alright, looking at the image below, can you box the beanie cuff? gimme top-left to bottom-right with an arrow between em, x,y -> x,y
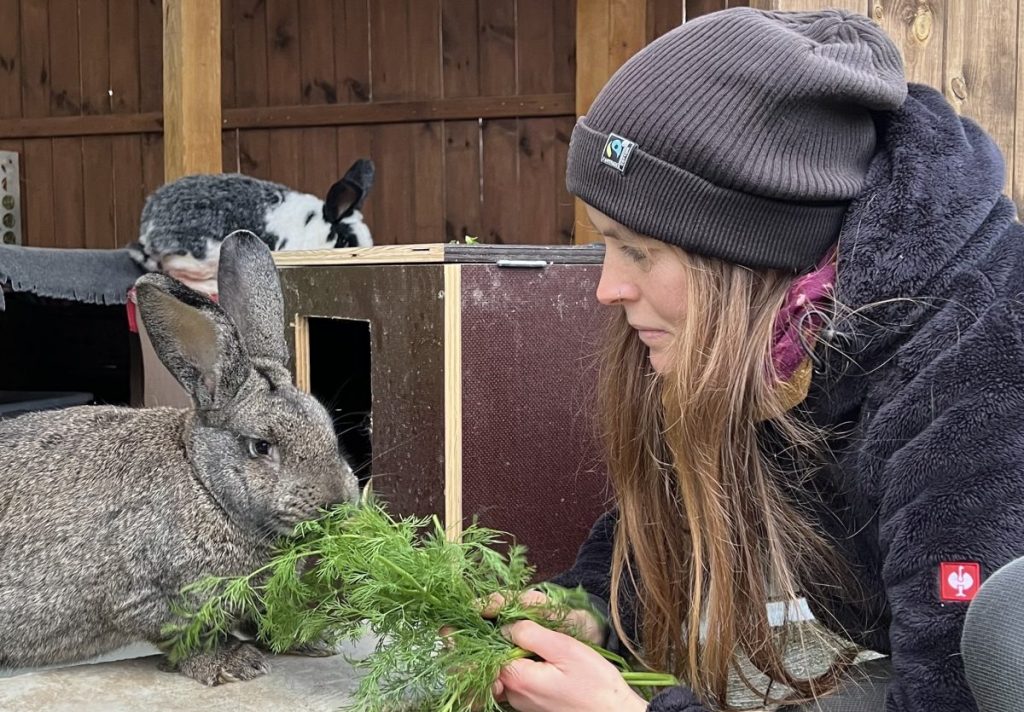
567,119 -> 847,271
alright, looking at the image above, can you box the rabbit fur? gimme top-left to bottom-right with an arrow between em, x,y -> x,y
0,233 -> 360,685
129,159 -> 375,296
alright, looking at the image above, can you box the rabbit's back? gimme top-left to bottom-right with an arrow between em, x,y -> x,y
138,174 -> 286,259
0,406 -> 268,667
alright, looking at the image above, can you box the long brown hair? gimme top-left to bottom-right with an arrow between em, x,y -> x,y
600,246 -> 854,708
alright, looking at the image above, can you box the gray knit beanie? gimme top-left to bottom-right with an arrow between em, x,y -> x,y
567,8 -> 908,271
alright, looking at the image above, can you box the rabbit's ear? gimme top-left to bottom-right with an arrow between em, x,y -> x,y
135,274 -> 250,410
216,232 -> 289,367
324,159 -> 374,220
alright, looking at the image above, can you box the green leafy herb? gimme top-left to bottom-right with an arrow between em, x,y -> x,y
163,502 -> 677,711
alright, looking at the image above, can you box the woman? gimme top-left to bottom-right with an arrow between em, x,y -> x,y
489,8 -> 1024,712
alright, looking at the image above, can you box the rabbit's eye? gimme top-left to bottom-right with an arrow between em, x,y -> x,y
247,438 -> 275,458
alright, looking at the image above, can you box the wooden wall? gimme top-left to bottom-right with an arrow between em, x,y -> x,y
3,1 -> 1015,250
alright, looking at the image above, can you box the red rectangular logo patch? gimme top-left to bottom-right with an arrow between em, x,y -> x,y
940,562 -> 981,602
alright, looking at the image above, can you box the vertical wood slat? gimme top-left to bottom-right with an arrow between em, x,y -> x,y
49,0 -> 84,248
164,0 -> 222,182
648,0 -> 684,41
479,0 -> 518,245
299,0 -> 340,197
265,0 -> 301,187
0,1 -> 21,119
750,0 -> 866,11
81,0 -> 116,248
234,0 -> 271,179
334,0 -> 371,103
1016,0 -> 1024,208
875,1 -> 943,91
110,0 -> 146,247
443,0 -> 481,244
574,0 -> 647,244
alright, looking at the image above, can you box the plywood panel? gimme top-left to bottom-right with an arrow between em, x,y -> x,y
278,263 -> 447,521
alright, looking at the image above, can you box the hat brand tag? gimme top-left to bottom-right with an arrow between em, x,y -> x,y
601,133 -> 636,173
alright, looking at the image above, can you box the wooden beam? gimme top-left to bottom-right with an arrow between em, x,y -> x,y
0,94 -> 574,140
163,0 -> 222,181
574,0 -> 648,244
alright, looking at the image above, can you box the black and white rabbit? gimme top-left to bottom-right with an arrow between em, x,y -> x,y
128,158 -> 374,295
0,233 -> 360,685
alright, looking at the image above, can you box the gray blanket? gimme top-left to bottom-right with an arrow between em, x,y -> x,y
0,245 -> 144,310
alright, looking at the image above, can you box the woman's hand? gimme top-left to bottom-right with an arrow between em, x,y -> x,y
495,620 -> 648,712
481,590 -> 606,645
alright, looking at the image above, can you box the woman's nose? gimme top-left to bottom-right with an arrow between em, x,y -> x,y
596,262 -> 639,305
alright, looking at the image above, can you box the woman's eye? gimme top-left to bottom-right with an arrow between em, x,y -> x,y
620,244 -> 647,262
246,438 -> 275,458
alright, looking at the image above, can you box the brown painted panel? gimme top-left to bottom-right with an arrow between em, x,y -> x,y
221,0 -> 237,109
279,263 -> 447,521
20,139 -> 55,247
443,0 -> 480,98
444,120 -> 482,243
460,263 -> 608,582
648,0 -> 683,39
138,0 -> 163,114
478,0 -> 515,97
481,118 -> 519,245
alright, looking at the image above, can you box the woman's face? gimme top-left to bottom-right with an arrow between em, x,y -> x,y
587,204 -> 686,374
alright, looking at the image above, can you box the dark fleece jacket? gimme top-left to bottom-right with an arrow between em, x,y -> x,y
552,83 -> 1024,712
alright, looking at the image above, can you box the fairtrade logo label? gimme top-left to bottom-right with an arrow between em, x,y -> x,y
600,133 -> 636,173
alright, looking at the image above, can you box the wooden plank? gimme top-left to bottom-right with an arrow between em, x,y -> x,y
82,138 -> 117,248
573,0 -> 647,244
0,0 -> 21,119
750,0 -> 865,11
442,0 -> 480,98
370,0 -> 412,101
410,0 -> 443,100
443,121 -> 481,242
334,0 -> 371,102
337,125 -> 376,228
51,137 -> 85,248
48,0 -> 82,116
368,123 -> 413,245
163,0 -> 222,181
139,0 -> 163,114
19,0 -> 49,118
554,116 -> 575,244
298,0 -> 339,195
688,0 -> 729,18
233,0 -> 270,177
946,0 -> 1017,195
266,0 -> 302,185
21,140 -> 55,248
222,128 -> 239,172
554,0 -> 577,93
413,121 -> 445,243
80,0 -> 111,115
1017,0 -> 1024,209
294,315 -> 310,391
221,0 -> 237,109
443,263 -> 463,539
0,94 -> 574,138
481,118 -> 520,244
874,1 -> 944,92
141,133 -> 165,195
478,0 -> 516,97
649,0 -> 683,40
517,0 -> 556,95
81,0 -> 116,248
110,0 -> 146,248
109,0 -> 142,113
609,0 -> 649,73
112,135 -> 146,247
518,117 -> 559,244
272,243 -> 445,267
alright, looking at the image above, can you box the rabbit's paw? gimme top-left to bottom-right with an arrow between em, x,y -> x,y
285,637 -> 344,657
176,642 -> 271,686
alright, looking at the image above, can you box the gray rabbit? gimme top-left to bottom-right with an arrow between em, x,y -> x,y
0,233 -> 359,685
129,159 -> 375,296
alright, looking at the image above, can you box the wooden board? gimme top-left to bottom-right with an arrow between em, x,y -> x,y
279,264 -> 447,521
